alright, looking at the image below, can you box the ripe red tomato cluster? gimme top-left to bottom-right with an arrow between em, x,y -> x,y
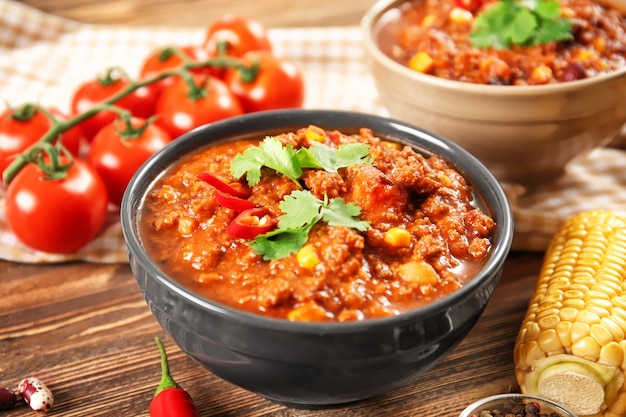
1,14 -> 305,254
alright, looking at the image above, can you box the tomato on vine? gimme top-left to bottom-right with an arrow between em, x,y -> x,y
4,147 -> 109,254
70,69 -> 159,141
154,73 -> 243,139
139,45 -> 222,95
88,117 -> 172,206
0,105 -> 82,177
224,50 -> 305,113
203,14 -> 272,58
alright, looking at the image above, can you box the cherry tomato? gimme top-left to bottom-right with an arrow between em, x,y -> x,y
70,74 -> 158,141
203,14 -> 272,58
224,51 -> 305,113
154,74 -> 243,139
88,117 -> 172,206
5,158 -> 109,254
0,106 -> 82,177
139,45 -> 222,94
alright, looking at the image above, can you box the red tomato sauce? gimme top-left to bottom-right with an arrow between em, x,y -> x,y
377,0 -> 626,85
138,126 -> 496,321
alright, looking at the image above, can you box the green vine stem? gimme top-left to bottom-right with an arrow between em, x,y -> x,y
1,49 -> 259,186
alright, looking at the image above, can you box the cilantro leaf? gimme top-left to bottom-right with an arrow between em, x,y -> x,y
228,135 -> 373,260
321,198 -> 370,231
470,2 -> 514,49
251,190 -> 370,260
232,136 -> 373,186
469,0 -> 573,49
230,137 -> 302,186
508,8 -> 537,45
295,147 -> 324,170
534,18 -> 573,44
251,227 -> 312,261
278,190 -> 323,229
534,0 -> 560,19
306,142 -> 372,173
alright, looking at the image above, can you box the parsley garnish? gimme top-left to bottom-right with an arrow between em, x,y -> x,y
230,136 -> 372,186
228,136 -> 373,260
252,190 -> 370,260
469,0 -> 573,49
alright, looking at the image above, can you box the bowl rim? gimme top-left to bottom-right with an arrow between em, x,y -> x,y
361,0 -> 626,96
121,109 -> 514,333
459,393 -> 579,417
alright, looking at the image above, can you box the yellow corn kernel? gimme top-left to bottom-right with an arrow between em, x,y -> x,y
561,6 -> 575,18
297,244 -> 320,269
384,227 -> 411,247
408,51 -> 434,74
438,173 -> 452,187
578,49 -> 598,62
305,125 -> 326,143
514,210 -> 626,417
449,7 -> 473,23
530,64 -> 553,85
381,140 -> 403,151
420,13 -> 436,27
594,37 -> 607,54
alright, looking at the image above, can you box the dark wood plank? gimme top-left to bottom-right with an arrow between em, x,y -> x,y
0,252 -> 544,416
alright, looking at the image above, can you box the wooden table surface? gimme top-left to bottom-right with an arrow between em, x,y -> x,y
1,1 -> 548,416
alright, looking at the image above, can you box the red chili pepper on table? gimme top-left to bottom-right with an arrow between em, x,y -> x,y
227,207 -> 277,239
149,337 -> 200,417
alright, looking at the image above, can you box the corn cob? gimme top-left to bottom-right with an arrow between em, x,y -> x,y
514,209 -> 626,417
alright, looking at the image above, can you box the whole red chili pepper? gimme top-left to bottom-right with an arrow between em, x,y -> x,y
149,337 -> 200,417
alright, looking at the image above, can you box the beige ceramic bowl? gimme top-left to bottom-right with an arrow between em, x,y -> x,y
361,0 -> 626,186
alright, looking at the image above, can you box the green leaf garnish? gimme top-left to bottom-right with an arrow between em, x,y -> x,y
250,227 -> 312,261
252,191 -> 370,260
229,135 -> 372,260
230,136 -> 372,186
278,190 -> 324,229
230,136 -> 302,186
322,198 -> 370,231
303,142 -> 372,173
469,0 -> 573,49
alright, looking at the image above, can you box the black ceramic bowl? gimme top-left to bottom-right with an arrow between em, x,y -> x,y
121,109 -> 514,408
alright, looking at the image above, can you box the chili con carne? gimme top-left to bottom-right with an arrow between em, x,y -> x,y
140,126 -> 496,321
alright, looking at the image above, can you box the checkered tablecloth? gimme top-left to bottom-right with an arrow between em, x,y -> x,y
1,0 -> 625,263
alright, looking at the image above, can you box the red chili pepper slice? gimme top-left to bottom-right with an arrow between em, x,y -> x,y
215,190 -> 256,211
197,171 -> 250,198
227,207 -> 277,240
454,0 -> 482,12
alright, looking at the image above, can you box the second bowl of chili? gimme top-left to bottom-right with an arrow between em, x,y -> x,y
361,0 -> 626,186
121,109 -> 514,407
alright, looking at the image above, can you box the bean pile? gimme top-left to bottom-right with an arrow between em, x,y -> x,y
471,401 -> 562,417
